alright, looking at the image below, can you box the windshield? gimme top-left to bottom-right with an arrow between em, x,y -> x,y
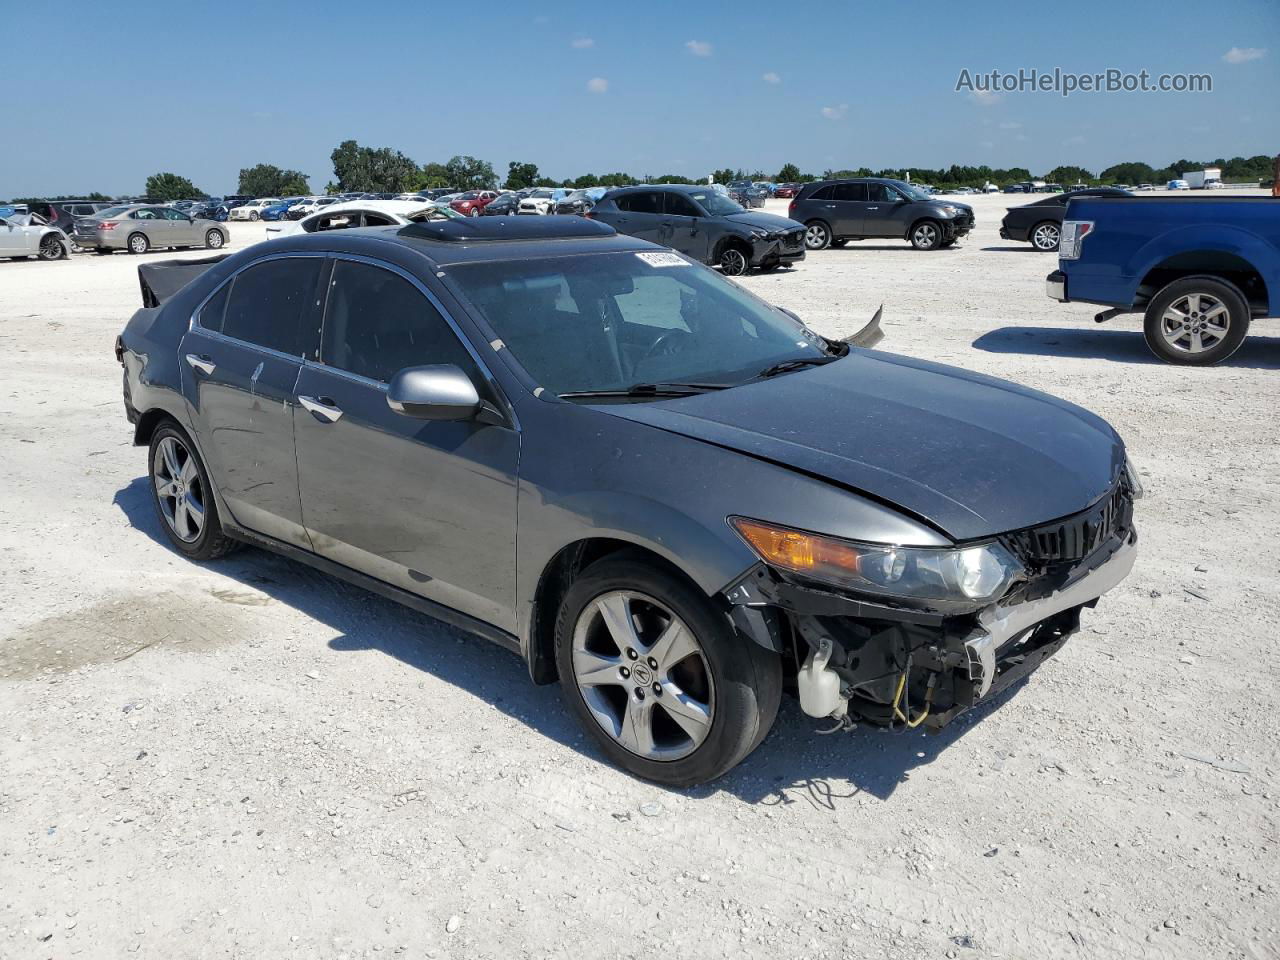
688,191 -> 744,216
889,180 -> 932,201
446,252 -> 829,397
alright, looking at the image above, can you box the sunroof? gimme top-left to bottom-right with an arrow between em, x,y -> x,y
398,217 -> 616,243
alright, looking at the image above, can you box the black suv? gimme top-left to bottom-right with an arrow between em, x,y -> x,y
589,184 -> 805,275
789,178 -> 974,251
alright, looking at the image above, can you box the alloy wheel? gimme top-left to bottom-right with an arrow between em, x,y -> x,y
571,590 -> 715,761
804,223 -> 829,250
129,233 -> 148,254
719,248 -> 749,276
912,223 -> 939,248
39,236 -> 62,260
1032,223 -> 1060,250
1160,292 -> 1230,355
206,230 -> 224,249
152,436 -> 206,542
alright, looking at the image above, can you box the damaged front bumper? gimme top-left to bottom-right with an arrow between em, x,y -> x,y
725,529 -> 1136,732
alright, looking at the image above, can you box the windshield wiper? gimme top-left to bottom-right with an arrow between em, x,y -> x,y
754,356 -> 841,379
559,381 -> 729,400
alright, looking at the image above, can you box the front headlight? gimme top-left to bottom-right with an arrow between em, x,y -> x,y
939,204 -> 959,216
1124,455 -> 1145,499
749,228 -> 769,240
730,517 -> 1023,604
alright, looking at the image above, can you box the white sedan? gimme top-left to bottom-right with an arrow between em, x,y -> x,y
291,196 -> 343,217
263,199 -> 462,240
0,212 -> 70,260
228,199 -> 280,221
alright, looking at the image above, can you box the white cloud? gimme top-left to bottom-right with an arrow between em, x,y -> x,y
762,71 -> 781,85
1223,46 -> 1266,64
571,37 -> 594,48
820,104 -> 848,120
586,77 -> 608,94
685,40 -> 713,57
969,89 -> 1001,106
998,120 -> 1022,130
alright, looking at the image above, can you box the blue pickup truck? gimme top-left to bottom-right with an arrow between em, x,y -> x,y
1046,196 -> 1279,364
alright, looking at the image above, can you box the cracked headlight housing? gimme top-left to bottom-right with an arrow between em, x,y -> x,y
731,517 -> 1024,603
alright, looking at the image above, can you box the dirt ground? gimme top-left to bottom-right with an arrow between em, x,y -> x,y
1,191 -> 1278,960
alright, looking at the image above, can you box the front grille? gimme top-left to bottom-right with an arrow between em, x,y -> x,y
1005,481 -> 1134,564
782,229 -> 804,251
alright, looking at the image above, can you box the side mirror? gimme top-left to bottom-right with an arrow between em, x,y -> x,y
387,364 -> 487,421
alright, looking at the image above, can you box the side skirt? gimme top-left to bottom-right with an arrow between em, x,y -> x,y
222,521 -> 523,656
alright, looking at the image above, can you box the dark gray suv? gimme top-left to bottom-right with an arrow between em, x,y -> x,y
589,184 -> 805,275
118,216 -> 1138,786
790,178 -> 975,250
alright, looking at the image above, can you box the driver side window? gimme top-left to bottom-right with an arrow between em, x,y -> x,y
664,193 -> 701,218
163,208 -> 190,221
866,183 -> 899,203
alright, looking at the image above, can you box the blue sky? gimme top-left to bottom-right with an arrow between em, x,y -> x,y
3,0 -> 1276,196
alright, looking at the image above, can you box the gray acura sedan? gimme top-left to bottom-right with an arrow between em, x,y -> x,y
117,216 -> 1138,785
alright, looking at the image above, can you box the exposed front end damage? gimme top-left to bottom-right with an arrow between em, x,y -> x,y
724,480 -> 1138,732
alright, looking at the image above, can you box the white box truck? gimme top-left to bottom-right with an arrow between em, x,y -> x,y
1182,167 -> 1223,189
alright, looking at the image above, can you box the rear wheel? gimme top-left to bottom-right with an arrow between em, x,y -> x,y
555,556 -> 781,786
127,232 -> 149,255
909,220 -> 942,250
804,220 -> 831,250
1030,221 -> 1061,251
1142,277 -> 1250,365
148,422 -> 239,561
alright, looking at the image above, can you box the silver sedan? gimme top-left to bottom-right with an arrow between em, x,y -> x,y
0,212 -> 70,260
73,204 -> 229,255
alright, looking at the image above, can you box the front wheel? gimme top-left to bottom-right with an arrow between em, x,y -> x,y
804,220 -> 831,250
1030,221 -> 1060,251
909,220 -> 942,250
1142,277 -> 1250,365
555,556 -> 781,786
249,211 -> 260,221
38,235 -> 64,260
718,245 -> 750,277
127,232 -> 149,254
205,229 -> 224,249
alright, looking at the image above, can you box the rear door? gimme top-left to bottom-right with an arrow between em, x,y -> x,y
829,182 -> 868,236
293,257 -> 519,629
613,192 -> 665,243
661,191 -> 710,261
179,253 -> 326,547
132,207 -> 166,246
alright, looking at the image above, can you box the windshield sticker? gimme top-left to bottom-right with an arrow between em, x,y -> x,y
636,252 -> 689,268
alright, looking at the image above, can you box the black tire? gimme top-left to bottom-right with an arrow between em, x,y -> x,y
38,235 -> 64,260
1142,276 -> 1250,366
249,211 -> 260,221
909,219 -> 942,250
717,244 -> 750,277
830,239 -> 849,248
804,220 -> 831,250
1029,221 -> 1060,252
148,421 -> 240,561
205,229 -> 224,250
554,555 -> 782,786
127,232 -> 149,255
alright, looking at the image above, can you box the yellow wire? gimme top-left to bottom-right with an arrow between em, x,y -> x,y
891,668 -> 932,728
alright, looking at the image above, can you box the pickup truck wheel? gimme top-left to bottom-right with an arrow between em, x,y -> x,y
804,221 -> 831,250
1143,278 -> 1250,365
910,220 -> 942,250
555,556 -> 781,786
1030,221 -> 1061,251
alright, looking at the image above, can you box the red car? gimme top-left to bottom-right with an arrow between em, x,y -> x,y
449,190 -> 498,217
773,183 -> 799,199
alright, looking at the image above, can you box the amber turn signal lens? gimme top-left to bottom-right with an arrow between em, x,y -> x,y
730,518 -> 863,577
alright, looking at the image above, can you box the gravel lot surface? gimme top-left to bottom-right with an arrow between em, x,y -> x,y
2,191 -> 1277,960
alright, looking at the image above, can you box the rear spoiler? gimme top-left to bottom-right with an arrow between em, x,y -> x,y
138,255 -> 228,307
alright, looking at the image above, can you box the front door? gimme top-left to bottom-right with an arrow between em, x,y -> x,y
0,217 -> 32,255
293,257 -> 519,630
865,182 -> 908,238
179,253 -> 326,548
163,208 -> 198,245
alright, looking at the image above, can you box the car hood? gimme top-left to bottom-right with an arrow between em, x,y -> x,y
599,352 -> 1124,540
723,211 -> 803,232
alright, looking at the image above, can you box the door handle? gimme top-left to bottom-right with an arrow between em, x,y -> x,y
298,395 -> 343,423
185,353 -> 216,376
866,206 -> 879,210
825,204 -> 836,208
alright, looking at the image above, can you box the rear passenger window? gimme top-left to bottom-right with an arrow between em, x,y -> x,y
809,184 -> 835,201
221,257 -> 323,357
321,260 -> 475,383
833,183 -> 868,202
198,282 -> 231,333
617,193 -> 663,214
